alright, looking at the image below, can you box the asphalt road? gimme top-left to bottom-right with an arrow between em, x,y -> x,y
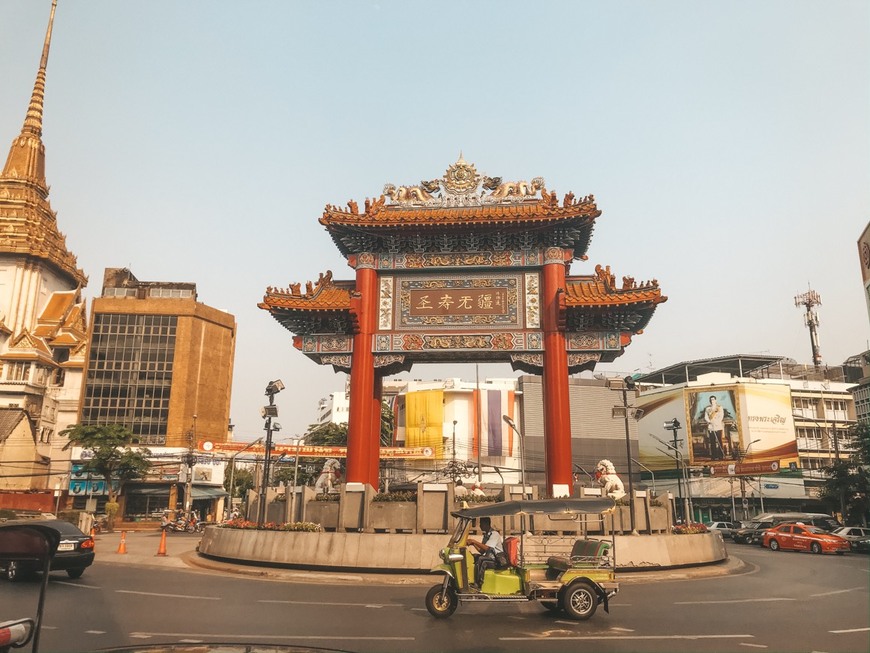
1,533 -> 867,653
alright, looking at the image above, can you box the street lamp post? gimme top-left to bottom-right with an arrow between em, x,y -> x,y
502,415 -> 527,498
738,438 -> 761,521
257,380 -> 284,527
608,377 -> 641,534
289,435 -> 309,523
227,437 -> 264,519
662,419 -> 684,521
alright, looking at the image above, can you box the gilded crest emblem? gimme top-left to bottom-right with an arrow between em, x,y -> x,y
442,154 -> 480,194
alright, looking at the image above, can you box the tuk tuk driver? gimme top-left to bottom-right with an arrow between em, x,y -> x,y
466,517 -> 504,588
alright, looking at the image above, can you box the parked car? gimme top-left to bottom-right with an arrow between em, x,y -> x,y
732,520 -> 774,545
832,526 -> 870,553
0,519 -> 94,581
762,523 -> 850,554
703,521 -> 737,539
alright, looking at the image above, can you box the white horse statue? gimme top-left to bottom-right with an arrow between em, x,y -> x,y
595,459 -> 626,500
314,458 -> 341,494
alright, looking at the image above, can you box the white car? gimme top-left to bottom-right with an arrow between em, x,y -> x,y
704,521 -> 737,539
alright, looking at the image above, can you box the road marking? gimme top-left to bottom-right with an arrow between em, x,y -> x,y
116,590 -> 220,600
129,633 -> 413,641
674,598 -> 794,604
83,630 -> 106,634
830,627 -> 870,634
738,643 -> 768,648
501,634 -> 754,641
811,587 -> 865,597
258,599 -> 402,608
54,581 -> 100,589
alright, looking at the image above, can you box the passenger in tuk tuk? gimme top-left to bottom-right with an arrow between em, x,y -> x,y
466,517 -> 504,587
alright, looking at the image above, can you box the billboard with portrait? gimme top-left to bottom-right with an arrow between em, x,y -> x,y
638,381 -> 799,476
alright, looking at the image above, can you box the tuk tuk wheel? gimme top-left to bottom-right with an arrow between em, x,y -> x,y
541,600 -> 561,613
425,584 -> 458,618
563,581 -> 598,621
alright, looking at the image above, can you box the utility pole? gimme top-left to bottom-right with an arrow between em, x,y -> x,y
257,380 -> 284,527
183,415 -> 197,518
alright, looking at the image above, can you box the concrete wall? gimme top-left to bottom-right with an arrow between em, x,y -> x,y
198,527 -> 727,573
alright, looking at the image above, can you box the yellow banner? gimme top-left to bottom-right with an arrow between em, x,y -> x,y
405,389 -> 444,459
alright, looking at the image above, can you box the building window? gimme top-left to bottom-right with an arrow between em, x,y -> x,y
7,361 -> 29,381
81,313 -> 176,444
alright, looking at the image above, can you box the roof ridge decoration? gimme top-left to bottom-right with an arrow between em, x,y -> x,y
268,270 -> 336,299
376,154 -> 560,209
593,264 -> 660,291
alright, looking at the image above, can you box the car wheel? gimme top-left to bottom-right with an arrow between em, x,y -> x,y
66,568 -> 85,579
563,581 -> 598,621
5,561 -> 27,582
425,584 -> 458,618
811,542 -> 821,554
769,540 -> 780,551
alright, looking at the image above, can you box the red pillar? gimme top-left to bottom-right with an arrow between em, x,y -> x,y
346,255 -> 378,487
542,247 -> 573,497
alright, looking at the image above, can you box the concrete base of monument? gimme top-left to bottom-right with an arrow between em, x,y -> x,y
197,527 -> 727,573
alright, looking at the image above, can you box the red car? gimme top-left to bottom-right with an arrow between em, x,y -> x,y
762,522 -> 850,555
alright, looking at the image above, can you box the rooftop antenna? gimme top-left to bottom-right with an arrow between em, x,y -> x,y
794,286 -> 822,369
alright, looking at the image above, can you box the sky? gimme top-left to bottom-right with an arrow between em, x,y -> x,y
1,1 -> 868,441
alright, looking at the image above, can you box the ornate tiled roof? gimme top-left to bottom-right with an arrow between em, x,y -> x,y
0,0 -> 87,287
319,156 -> 601,258
258,270 -> 356,335
564,264 -> 667,333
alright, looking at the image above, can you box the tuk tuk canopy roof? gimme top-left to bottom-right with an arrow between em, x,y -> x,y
451,497 -> 616,520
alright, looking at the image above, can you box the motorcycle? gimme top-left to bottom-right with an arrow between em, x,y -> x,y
161,514 -> 203,533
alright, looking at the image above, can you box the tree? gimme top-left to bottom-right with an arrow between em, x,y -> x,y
819,422 -> 870,526
380,399 -> 395,447
224,464 -> 254,504
61,424 -> 151,531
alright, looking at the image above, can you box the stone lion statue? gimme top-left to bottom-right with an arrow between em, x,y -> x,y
314,458 -> 342,494
595,459 -> 625,500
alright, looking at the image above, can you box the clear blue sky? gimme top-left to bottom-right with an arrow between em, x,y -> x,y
2,1 -> 868,440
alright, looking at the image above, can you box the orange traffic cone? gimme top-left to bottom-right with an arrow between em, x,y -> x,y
116,531 -> 127,554
90,527 -> 96,551
156,529 -> 168,557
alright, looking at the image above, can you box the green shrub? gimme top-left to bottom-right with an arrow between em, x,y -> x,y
372,491 -> 416,502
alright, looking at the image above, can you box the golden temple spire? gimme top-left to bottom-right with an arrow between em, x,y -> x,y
0,0 -> 86,287
2,0 -> 57,187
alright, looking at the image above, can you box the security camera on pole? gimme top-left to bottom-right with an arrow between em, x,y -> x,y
258,380 -> 284,527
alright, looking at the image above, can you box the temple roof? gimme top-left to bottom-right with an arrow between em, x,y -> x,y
258,271 -> 356,335
260,264 -> 667,338
0,0 -> 87,287
564,264 -> 667,333
319,156 -> 601,259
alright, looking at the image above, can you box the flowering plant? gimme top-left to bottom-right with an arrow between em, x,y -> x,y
219,519 -> 322,532
672,522 -> 709,534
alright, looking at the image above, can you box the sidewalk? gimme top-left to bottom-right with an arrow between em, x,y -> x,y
93,530 -> 749,585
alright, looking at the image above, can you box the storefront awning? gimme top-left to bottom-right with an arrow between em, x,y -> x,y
191,486 -> 229,499
125,485 -> 170,497
124,484 -> 227,499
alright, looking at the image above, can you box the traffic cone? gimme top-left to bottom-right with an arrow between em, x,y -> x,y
116,531 -> 127,554
156,529 -> 168,557
90,527 -> 96,551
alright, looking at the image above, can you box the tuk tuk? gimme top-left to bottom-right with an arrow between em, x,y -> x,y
425,497 -> 620,621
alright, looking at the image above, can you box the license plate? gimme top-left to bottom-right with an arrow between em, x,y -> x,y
57,542 -> 75,551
